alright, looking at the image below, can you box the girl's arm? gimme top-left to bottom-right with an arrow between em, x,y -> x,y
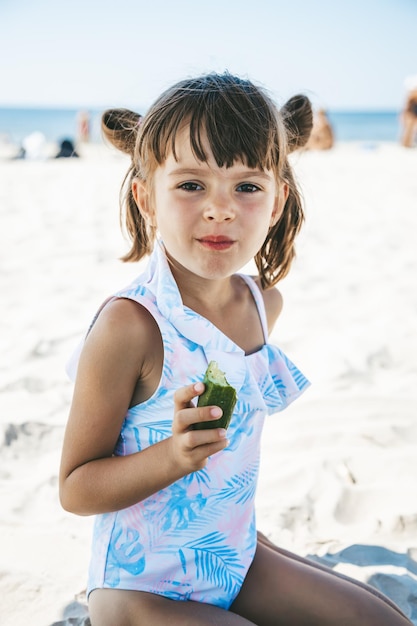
59,298 -> 228,516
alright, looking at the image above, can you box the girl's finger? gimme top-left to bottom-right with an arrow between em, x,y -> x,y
174,382 -> 204,409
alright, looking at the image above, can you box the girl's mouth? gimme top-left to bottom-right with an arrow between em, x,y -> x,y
198,236 -> 234,251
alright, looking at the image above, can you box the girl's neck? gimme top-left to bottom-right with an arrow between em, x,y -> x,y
183,274 -> 265,354
178,271 -> 237,315
166,253 -> 265,354
165,251 -> 236,312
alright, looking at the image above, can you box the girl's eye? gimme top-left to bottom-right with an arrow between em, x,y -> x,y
237,183 -> 260,193
179,182 -> 203,191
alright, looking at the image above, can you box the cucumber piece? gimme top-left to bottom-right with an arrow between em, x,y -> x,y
193,361 -> 237,430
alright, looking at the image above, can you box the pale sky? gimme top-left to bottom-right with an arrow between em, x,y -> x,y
1,0 -> 416,111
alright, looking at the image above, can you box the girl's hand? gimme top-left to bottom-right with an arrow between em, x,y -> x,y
170,382 -> 229,473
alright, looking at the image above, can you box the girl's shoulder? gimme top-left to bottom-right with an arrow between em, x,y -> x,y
84,297 -> 162,371
89,296 -> 161,347
82,297 -> 164,406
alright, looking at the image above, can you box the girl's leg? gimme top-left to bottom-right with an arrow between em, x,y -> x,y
89,588 -> 257,626
256,531 -> 409,619
230,541 -> 412,626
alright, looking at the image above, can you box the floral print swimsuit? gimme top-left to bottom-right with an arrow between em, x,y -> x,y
70,242 -> 309,609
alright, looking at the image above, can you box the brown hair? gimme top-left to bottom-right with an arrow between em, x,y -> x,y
102,72 -> 313,288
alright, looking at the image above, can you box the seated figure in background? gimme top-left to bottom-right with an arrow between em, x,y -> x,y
55,139 -> 79,158
400,83 -> 417,148
306,108 -> 334,150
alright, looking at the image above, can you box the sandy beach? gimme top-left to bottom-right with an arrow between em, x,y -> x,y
1,139 -> 416,625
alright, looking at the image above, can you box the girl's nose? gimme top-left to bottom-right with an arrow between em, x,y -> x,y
203,191 -> 235,222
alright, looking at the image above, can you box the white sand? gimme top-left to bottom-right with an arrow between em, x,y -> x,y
1,140 -> 416,625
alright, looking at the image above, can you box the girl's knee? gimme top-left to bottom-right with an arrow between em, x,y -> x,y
232,543 -> 412,626
88,589 -> 133,626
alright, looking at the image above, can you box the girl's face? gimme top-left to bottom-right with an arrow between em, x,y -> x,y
134,126 -> 288,285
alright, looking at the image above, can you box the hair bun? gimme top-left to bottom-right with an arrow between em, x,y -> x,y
101,108 -> 142,156
281,95 -> 313,152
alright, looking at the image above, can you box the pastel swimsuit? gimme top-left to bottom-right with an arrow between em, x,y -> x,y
69,243 -> 309,609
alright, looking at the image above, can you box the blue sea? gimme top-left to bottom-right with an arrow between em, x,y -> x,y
0,106 -> 403,145
0,107 -> 107,145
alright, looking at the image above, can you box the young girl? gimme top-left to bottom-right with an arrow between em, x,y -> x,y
60,73 -> 412,625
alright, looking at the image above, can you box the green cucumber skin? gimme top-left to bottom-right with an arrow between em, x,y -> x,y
194,385 -> 237,430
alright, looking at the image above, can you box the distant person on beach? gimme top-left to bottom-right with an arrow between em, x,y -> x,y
306,108 -> 334,150
13,130 -> 47,160
400,76 -> 417,148
77,110 -> 90,143
55,138 -> 79,158
59,73 -> 411,626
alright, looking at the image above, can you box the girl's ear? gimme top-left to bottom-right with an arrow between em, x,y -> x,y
132,178 -> 155,226
270,183 -> 289,227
